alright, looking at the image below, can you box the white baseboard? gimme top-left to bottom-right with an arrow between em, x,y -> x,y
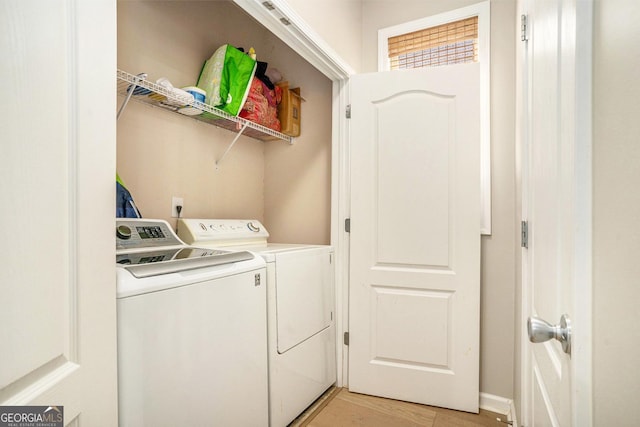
479,392 -> 518,426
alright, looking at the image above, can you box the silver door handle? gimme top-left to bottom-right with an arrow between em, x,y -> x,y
527,314 -> 571,356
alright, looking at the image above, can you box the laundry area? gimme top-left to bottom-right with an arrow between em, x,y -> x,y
116,0 -> 333,245
114,0 -> 501,424
115,1 -> 335,425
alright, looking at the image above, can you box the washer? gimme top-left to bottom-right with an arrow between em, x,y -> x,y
178,218 -> 336,427
116,218 -> 268,427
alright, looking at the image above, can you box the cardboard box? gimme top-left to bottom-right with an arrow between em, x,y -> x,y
277,82 -> 301,137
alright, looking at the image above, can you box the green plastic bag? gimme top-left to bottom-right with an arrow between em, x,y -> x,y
197,44 -> 257,116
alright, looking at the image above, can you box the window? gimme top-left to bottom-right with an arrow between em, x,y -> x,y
388,17 -> 478,70
378,2 -> 491,235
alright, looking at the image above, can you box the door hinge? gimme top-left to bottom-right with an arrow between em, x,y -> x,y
343,331 -> 349,346
345,218 -> 351,233
521,220 -> 529,248
521,14 -> 529,42
346,104 -> 351,119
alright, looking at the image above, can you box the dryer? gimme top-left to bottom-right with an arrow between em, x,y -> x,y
178,218 -> 336,427
116,219 -> 268,427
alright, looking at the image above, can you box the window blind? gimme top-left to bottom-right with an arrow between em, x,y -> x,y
388,16 -> 478,70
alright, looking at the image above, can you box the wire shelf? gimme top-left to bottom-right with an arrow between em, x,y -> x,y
116,69 -> 292,143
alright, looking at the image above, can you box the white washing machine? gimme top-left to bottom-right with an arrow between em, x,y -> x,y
116,218 -> 268,427
178,218 -> 336,427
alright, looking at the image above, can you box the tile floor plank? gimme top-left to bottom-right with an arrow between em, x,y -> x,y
308,396 -> 433,427
335,389 -> 438,425
292,388 -> 505,427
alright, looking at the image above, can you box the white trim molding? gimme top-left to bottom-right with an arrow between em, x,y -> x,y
480,392 -> 518,427
233,0 -> 354,81
571,1 -> 594,425
377,1 -> 492,235
331,77 -> 351,388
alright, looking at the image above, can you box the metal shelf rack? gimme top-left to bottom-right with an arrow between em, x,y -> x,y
116,69 -> 293,167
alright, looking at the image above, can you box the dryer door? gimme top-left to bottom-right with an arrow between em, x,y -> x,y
275,248 -> 333,353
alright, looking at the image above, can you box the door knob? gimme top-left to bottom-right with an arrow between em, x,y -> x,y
527,314 -> 571,356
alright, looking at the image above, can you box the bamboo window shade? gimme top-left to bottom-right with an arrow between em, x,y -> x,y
388,16 -> 478,69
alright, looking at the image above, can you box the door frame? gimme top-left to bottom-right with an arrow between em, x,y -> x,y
516,0 -> 593,425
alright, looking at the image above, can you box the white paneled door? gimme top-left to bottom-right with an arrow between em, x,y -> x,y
348,64 -> 481,412
0,1 -> 117,424
520,0 -> 593,425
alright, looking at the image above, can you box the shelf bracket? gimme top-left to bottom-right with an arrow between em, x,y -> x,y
116,73 -> 146,120
215,122 -> 249,169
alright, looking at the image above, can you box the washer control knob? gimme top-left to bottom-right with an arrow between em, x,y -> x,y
116,225 -> 132,240
247,222 -> 260,232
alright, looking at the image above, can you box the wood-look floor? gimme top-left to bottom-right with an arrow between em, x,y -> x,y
291,387 -> 506,427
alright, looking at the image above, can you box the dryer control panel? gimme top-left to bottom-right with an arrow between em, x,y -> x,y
178,219 -> 270,246
116,219 -> 182,250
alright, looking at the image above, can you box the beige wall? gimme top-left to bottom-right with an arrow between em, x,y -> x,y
285,0 -> 363,73
117,1 -> 332,243
263,80 -> 333,244
593,0 -> 640,423
479,0 -> 516,400
361,0 -> 517,399
261,28 -> 333,244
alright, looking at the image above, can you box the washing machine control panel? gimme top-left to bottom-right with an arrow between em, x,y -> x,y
116,219 -> 182,250
177,219 -> 270,245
